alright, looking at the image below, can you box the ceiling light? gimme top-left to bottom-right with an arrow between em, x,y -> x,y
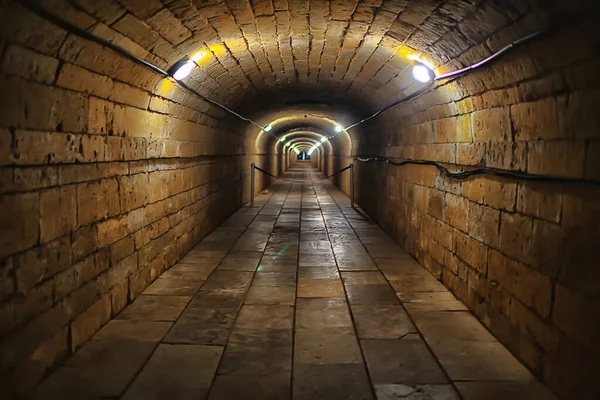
171,60 -> 195,80
412,63 -> 433,83
264,124 -> 273,132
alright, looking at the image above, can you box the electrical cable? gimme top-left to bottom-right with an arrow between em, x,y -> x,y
20,0 -> 269,131
354,157 -> 600,188
344,28 -> 548,131
254,165 -> 351,182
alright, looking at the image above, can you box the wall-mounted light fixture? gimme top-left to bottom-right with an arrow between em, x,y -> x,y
168,51 -> 209,81
412,62 -> 434,83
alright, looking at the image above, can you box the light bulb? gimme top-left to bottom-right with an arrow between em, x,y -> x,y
320,137 -> 327,142
280,137 -> 285,142
412,63 -> 433,83
172,61 -> 195,80
334,125 -> 343,133
264,125 -> 272,132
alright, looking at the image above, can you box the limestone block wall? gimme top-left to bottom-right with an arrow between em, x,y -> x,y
353,21 -> 600,399
0,2 -> 250,393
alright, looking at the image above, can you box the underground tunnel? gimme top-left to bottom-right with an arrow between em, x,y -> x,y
0,0 -> 599,398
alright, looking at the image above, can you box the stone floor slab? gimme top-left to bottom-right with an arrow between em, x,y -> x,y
117,295 -> 191,321
410,311 -> 497,342
122,344 -> 223,400
293,363 -> 373,400
298,278 -> 345,298
350,304 -> 416,339
455,381 -> 558,400
245,285 -> 296,305
374,384 -> 459,400
345,283 -> 399,304
362,339 -> 448,385
428,339 -> 534,381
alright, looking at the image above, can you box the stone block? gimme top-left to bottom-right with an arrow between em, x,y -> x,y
70,295 -> 112,351
462,177 -> 516,211
40,186 -> 77,243
77,178 -> 120,226
468,202 -> 500,248
119,173 -> 149,212
557,91 -> 600,139
97,215 -> 130,248
88,97 -> 115,135
552,284 -> 600,354
511,98 -> 559,141
0,192 -> 39,258
1,44 -> 59,84
499,212 -> 533,264
527,140 -> 585,178
516,182 -> 562,223
471,107 -> 511,142
452,230 -> 488,274
488,250 -> 551,318
56,63 -> 114,99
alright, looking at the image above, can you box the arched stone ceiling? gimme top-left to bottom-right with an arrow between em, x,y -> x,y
68,0 -> 566,112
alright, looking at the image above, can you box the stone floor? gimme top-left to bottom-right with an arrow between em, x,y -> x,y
34,165 -> 557,400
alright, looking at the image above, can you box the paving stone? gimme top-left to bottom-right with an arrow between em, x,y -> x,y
189,291 -> 245,309
399,292 -> 469,312
374,384 -> 459,400
345,283 -> 399,304
455,381 -> 558,400
336,253 -> 379,271
217,250 -> 262,271
122,344 -> 223,400
410,311 -> 497,342
234,305 -> 294,331
298,266 -> 340,279
199,270 -> 253,294
342,271 -> 387,284
299,253 -> 337,267
350,304 -> 416,339
362,338 -> 448,385
219,329 -> 292,375
295,329 -> 363,364
142,276 -> 204,296
293,363 -> 373,400
388,276 -> 448,293
169,262 -> 219,277
34,337 -> 157,398
163,307 -> 238,345
208,373 -> 290,400
117,295 -> 191,321
298,278 -> 346,298
296,298 -> 354,330
94,320 -> 172,342
252,272 -> 297,286
428,339 -> 534,381
245,285 -> 296,305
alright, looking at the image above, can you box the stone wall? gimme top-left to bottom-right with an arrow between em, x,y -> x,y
0,2 -> 251,394
353,22 -> 600,399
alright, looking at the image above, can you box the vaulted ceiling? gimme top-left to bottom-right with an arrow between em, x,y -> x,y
71,0 -> 554,112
